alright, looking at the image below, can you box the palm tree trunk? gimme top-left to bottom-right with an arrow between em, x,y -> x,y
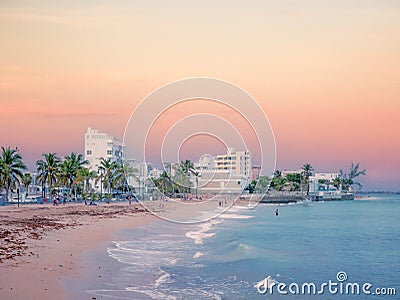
108,184 -> 111,203
50,180 -> 53,201
5,186 -> 9,202
42,181 -> 46,199
84,178 -> 88,205
196,177 -> 198,199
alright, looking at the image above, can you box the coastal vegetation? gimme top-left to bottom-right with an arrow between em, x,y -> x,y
76,167 -> 97,204
247,176 -> 271,193
36,153 -> 61,201
152,159 -> 198,199
0,145 -> 367,203
302,163 -> 314,195
340,163 -> 366,191
21,173 -> 32,197
0,147 -> 137,203
249,162 -> 366,194
0,147 -> 27,202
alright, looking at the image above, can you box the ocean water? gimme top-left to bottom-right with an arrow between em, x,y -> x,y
82,194 -> 400,299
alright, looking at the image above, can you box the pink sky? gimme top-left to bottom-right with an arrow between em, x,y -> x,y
0,1 -> 399,190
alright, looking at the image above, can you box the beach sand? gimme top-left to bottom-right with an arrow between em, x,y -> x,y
0,203 -> 156,300
0,196 -> 245,299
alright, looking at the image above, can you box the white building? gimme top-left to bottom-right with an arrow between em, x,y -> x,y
309,172 -> 340,194
214,147 -> 252,178
84,127 -> 125,171
195,170 -> 248,194
194,148 -> 252,194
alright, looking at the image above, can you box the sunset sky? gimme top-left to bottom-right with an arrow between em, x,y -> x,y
1,0 -> 399,190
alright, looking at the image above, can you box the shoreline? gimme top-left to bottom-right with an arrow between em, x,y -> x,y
1,197 -> 280,299
0,203 -> 156,300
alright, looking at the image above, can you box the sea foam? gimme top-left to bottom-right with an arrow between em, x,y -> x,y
185,222 -> 216,244
193,251 -> 204,258
219,213 -> 254,219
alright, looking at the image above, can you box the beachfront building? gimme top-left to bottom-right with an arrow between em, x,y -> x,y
195,170 -> 248,194
309,172 -> 341,200
84,127 -> 125,171
309,172 -> 340,191
214,147 -> 252,178
194,148 -> 252,194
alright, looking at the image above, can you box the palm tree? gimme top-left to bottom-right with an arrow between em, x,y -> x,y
179,160 -> 195,199
0,147 -> 27,202
340,163 -> 366,192
77,167 -> 96,204
163,162 -> 172,176
21,172 -> 32,197
161,162 -> 173,196
332,176 -> 342,189
255,176 -> 271,193
113,162 -> 137,195
36,153 -> 60,201
58,159 -> 74,196
157,170 -> 177,197
97,158 -> 117,203
192,170 -> 200,199
270,170 -> 282,190
301,163 -> 313,180
301,163 -> 314,195
63,152 -> 88,199
159,171 -> 169,195
0,172 -> 4,193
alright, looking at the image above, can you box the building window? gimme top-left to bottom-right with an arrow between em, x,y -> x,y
87,150 -> 92,155
107,150 -> 112,155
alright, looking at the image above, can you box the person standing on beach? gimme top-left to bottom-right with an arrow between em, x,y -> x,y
275,209 -> 279,216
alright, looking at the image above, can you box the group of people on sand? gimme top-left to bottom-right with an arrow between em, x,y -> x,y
53,196 -> 66,206
218,198 -> 227,207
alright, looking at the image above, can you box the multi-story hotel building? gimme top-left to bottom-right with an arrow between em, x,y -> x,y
84,127 -> 125,171
214,147 -> 252,178
194,147 -> 252,194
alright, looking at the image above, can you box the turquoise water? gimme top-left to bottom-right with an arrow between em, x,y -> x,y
86,194 -> 400,299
